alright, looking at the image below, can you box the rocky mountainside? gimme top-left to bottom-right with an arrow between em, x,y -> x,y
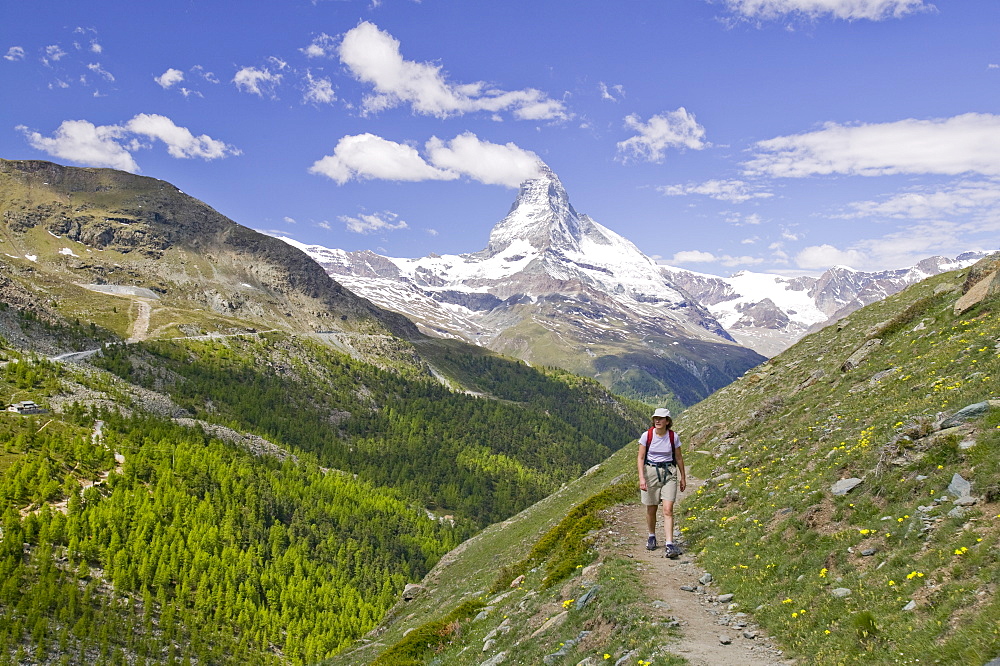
288,166 -> 765,407
0,158 -> 421,364
664,252 -> 990,357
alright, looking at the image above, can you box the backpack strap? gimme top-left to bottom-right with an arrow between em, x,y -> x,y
644,428 -> 677,465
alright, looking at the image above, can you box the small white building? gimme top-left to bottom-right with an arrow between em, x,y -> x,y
8,401 -> 45,415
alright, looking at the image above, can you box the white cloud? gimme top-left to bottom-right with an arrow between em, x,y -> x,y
233,66 -> 283,97
795,244 -> 866,269
43,44 -> 67,64
719,254 -> 765,267
124,113 -> 241,160
723,211 -> 763,227
283,216 -> 296,224
745,113 -> 1000,178
769,243 -> 790,263
338,21 -> 568,120
309,133 -> 457,184
659,178 -> 771,202
720,0 -> 932,21
339,211 -> 409,235
303,71 -> 336,105
90,41 -> 103,54
599,82 -> 624,102
840,179 -> 1000,220
4,46 -> 25,61
19,115 -> 239,171
310,132 -> 543,187
301,33 -> 338,58
87,62 -> 114,82
155,68 -> 185,89
617,108 -> 708,163
424,133 -> 544,187
666,250 -> 767,267
790,216 -> 999,271
18,120 -> 137,171
671,250 -> 717,263
192,65 -> 219,84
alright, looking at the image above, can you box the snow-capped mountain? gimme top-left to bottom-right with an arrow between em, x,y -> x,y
665,252 -> 991,357
281,166 -> 765,407
282,165 -> 991,401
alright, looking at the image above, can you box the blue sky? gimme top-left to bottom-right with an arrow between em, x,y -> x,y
3,0 -> 998,276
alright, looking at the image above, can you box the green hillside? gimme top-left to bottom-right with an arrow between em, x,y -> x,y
0,317 -> 645,664
341,256 -> 1000,665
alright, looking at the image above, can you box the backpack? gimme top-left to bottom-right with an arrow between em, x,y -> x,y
643,427 -> 676,466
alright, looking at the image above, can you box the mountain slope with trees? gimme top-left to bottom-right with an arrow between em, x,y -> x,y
0,158 -> 649,663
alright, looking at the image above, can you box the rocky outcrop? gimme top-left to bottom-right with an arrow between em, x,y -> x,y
955,253 -> 1000,314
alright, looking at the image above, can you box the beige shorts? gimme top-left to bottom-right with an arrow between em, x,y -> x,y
641,462 -> 678,505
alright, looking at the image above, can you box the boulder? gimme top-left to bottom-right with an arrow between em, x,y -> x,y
530,610 -> 569,638
842,339 -> 882,372
402,584 -> 426,601
940,401 -> 991,429
955,254 -> 1000,314
832,478 -> 863,496
948,473 -> 973,499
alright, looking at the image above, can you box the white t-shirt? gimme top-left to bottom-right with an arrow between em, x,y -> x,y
638,429 -> 681,464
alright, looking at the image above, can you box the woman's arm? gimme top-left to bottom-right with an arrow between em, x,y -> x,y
675,445 -> 686,492
637,443 -> 647,491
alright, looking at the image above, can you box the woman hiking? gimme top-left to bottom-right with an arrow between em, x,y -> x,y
637,407 -> 687,558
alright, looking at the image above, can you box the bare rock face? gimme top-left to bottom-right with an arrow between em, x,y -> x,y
732,298 -> 790,329
955,253 -> 1000,314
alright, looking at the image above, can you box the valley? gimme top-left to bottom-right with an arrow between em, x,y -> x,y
0,158 -> 997,665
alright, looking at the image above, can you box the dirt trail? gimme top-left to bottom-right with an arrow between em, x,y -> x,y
598,496 -> 795,666
128,299 -> 152,342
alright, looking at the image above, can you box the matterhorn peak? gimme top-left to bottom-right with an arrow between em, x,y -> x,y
484,163 -> 600,257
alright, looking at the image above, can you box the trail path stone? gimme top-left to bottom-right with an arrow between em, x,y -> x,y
597,481 -> 794,666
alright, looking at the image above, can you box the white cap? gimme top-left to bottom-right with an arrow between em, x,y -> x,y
652,408 -> 671,418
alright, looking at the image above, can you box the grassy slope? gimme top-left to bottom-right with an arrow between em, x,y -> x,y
677,266 -> 1000,664
344,262 -> 1000,665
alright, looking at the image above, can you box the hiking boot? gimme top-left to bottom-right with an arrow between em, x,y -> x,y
645,535 -> 657,551
663,543 -> 681,559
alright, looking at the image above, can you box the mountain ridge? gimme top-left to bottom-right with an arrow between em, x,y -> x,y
288,166 -> 764,407
664,252 -> 991,356
0,158 -> 427,364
